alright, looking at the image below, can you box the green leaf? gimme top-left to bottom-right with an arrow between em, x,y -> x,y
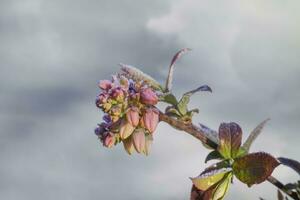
186,108 -> 199,117
233,152 -> 280,187
218,122 -> 242,159
160,93 -> 178,105
211,173 -> 232,200
165,48 -> 191,92
177,85 -> 212,115
242,118 -> 270,153
190,172 -> 232,200
177,95 -> 189,115
235,147 -> 247,158
278,157 -> 300,175
205,150 -> 223,163
191,168 -> 231,191
165,106 -> 181,118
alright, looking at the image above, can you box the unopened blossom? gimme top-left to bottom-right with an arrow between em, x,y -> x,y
140,88 -> 158,105
126,106 -> 140,127
119,119 -> 135,139
143,134 -> 153,156
143,107 -> 159,133
104,133 -> 115,148
95,72 -> 161,154
98,80 -> 112,90
122,136 -> 134,155
132,129 -> 145,153
119,76 -> 129,90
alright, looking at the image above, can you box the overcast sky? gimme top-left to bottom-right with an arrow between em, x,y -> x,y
1,0 -> 300,199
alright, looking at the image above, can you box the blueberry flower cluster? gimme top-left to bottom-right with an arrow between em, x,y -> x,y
95,75 -> 160,155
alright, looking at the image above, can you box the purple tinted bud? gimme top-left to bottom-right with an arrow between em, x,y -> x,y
95,125 -> 105,136
140,88 -> 158,105
103,115 -> 111,123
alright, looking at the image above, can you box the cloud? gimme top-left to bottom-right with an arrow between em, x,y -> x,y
0,0 -> 299,199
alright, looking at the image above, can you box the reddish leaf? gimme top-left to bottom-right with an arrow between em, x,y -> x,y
190,184 -> 213,200
218,122 -> 242,159
233,152 -> 280,187
165,48 -> 191,92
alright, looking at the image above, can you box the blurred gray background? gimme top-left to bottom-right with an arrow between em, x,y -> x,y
1,0 -> 299,199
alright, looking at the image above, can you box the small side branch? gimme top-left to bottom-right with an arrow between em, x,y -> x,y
267,176 -> 299,200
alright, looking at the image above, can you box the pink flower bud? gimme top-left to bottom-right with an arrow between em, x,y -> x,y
119,119 -> 135,139
98,80 -> 112,90
126,106 -> 140,127
104,133 -> 115,148
140,88 -> 158,105
132,129 -> 145,153
143,108 -> 159,133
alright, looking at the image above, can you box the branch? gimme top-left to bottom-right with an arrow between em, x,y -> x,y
267,176 -> 299,200
159,112 -> 300,200
159,112 -> 218,149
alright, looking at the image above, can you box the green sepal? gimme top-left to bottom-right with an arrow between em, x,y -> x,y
235,147 -> 247,158
165,106 -> 181,118
177,85 -> 212,116
205,150 -> 223,163
160,93 -> 178,105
